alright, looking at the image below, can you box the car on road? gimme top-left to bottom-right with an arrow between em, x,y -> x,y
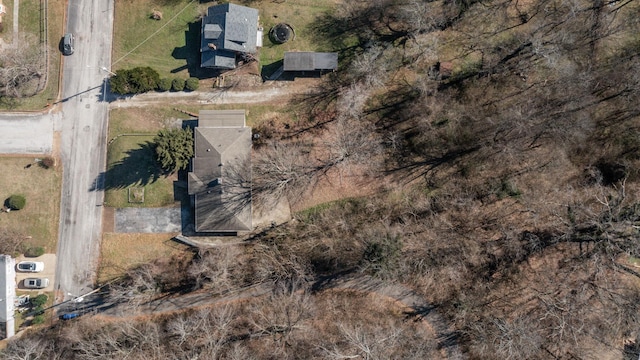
17,261 -> 44,272
23,278 -> 50,289
63,33 -> 75,55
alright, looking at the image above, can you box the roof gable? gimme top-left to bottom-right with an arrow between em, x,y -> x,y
188,110 -> 252,233
200,3 -> 259,69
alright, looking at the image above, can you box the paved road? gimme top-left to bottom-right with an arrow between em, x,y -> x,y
54,0 -> 114,302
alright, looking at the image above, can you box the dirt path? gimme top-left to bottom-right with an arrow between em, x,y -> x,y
107,79 -> 311,108
100,281 -> 274,317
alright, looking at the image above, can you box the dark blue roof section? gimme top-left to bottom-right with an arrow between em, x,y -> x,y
201,3 -> 259,69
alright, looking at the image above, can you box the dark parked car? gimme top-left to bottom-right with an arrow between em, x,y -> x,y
63,33 -> 75,55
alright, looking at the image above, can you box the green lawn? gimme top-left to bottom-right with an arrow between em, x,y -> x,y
106,106 -> 187,208
104,135 -> 177,208
111,0 -> 337,79
112,0 -> 201,78
254,0 -> 337,68
1,0 -> 14,42
0,157 -> 61,254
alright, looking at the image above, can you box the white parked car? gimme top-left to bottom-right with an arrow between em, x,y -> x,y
24,278 -> 49,289
17,261 -> 44,272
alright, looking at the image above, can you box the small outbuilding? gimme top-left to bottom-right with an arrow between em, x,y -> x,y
283,52 -> 338,72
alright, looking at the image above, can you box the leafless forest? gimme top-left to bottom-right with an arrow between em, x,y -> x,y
5,0 -> 640,358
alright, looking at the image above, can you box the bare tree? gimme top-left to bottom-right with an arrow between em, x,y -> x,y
253,140 -> 317,205
249,280 -> 315,343
3,337 -> 48,360
0,34 -> 44,99
0,228 -> 26,255
187,246 -> 243,291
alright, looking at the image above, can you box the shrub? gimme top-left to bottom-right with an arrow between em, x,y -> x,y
40,157 -> 55,169
171,78 -> 185,91
25,246 -> 45,257
361,233 -> 402,278
31,294 -> 48,307
32,314 -> 46,324
185,77 -> 199,91
109,67 -> 160,95
8,194 -> 26,210
157,78 -> 172,92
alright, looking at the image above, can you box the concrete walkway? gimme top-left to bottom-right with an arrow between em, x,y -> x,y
114,207 -> 182,233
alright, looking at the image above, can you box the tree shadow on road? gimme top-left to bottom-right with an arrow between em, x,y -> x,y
90,141 -> 163,191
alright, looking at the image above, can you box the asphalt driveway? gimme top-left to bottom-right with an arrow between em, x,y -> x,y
114,207 -> 182,233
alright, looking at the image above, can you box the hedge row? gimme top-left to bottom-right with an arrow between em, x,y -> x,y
109,67 -> 199,95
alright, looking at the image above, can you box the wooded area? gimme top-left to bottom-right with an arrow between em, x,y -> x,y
4,0 -> 640,358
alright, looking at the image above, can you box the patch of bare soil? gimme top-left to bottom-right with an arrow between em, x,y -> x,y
293,166 -> 382,212
102,206 -> 115,233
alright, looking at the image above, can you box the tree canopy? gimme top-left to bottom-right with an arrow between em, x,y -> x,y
109,67 -> 160,95
153,128 -> 194,174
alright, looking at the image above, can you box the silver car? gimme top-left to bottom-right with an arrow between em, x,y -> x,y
24,278 -> 49,289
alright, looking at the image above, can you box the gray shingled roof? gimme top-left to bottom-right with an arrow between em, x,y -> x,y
188,110 -> 252,233
200,3 -> 259,69
283,52 -> 339,71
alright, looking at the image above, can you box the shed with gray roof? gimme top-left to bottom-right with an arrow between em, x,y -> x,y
283,52 -> 338,72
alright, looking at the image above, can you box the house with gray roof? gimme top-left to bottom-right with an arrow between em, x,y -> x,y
188,110 -> 252,233
200,3 -> 261,69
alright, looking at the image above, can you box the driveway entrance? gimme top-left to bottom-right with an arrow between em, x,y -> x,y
114,207 -> 182,233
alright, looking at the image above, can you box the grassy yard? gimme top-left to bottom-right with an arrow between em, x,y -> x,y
98,233 -> 187,282
253,0 -> 337,68
112,0 -> 201,78
0,0 -> 64,110
104,135 -> 177,208
1,0 -> 14,42
111,0 -> 337,79
0,157 -> 61,254
105,106 -> 187,208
